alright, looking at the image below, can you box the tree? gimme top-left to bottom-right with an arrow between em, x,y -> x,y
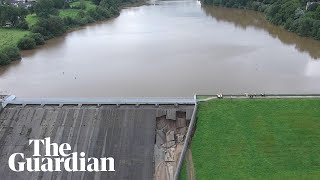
0,5 -> 29,28
315,6 -> 320,20
92,0 -> 101,5
316,29 -> 320,40
35,0 -> 57,18
296,17 -> 313,36
31,25 -> 48,38
0,52 -> 10,65
100,0 -> 119,9
202,0 -> 320,40
53,0 -> 65,9
16,19 -> 29,30
311,20 -> 320,37
17,37 -> 37,50
32,16 -> 65,38
79,0 -> 86,10
5,6 -> 20,26
30,33 -> 45,45
1,47 -> 21,61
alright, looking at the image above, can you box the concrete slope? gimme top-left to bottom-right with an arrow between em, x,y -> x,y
0,104 -> 160,180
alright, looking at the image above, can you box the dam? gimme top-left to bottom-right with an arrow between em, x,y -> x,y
0,95 -> 196,180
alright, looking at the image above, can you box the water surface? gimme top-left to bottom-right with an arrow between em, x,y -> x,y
1,0 -> 320,97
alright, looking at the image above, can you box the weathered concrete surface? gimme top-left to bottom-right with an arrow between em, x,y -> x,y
154,108 -> 193,180
0,104 -> 193,180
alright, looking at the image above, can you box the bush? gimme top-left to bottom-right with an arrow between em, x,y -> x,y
31,25 -> 47,36
88,8 -> 102,20
96,6 -> 112,18
17,37 -> 37,50
35,0 -> 57,17
0,52 -> 11,65
16,19 -> 29,30
284,18 -> 293,30
63,16 -> 77,26
296,17 -> 313,37
79,1 -> 86,10
78,17 -> 89,26
41,16 -> 66,36
311,20 -> 320,37
53,0 -> 65,9
63,16 -> 94,27
78,10 -> 87,18
316,30 -> 320,40
32,16 -> 66,39
72,2 -> 86,9
1,47 -> 21,61
64,2 -> 70,9
109,6 -> 119,16
30,33 -> 45,45
85,16 -> 95,23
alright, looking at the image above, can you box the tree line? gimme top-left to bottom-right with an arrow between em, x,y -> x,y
203,0 -> 320,40
0,5 -> 29,29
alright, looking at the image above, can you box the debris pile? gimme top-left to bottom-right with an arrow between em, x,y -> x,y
154,109 -> 192,180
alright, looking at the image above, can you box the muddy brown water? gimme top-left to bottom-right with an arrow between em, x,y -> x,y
1,0 -> 320,98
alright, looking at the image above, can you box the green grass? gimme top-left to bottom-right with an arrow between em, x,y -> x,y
0,0 -> 98,53
60,1 -> 97,18
26,14 -> 38,27
192,99 -> 320,179
0,28 -> 30,49
70,1 -> 97,10
28,1 -> 97,22
59,9 -> 81,18
179,159 -> 187,180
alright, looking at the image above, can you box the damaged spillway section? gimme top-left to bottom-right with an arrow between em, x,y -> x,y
154,108 -> 193,180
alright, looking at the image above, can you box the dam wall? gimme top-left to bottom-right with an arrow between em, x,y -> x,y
0,96 -> 195,180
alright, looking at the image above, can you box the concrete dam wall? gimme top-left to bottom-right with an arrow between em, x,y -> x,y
0,98 -> 194,180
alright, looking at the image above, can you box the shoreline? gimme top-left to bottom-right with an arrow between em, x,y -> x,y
63,0 -> 147,34
0,0 -> 147,66
25,0 -> 147,51
202,1 -> 320,42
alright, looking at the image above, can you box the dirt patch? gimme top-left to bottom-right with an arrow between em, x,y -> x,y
186,149 -> 195,180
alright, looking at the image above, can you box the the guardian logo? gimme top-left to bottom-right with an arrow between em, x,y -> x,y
8,137 -> 115,172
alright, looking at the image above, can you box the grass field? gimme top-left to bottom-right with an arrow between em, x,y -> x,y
60,1 -> 97,18
59,9 -> 82,18
70,1 -> 97,10
1,0 -> 96,51
179,159 -> 187,180
26,14 -> 38,26
191,99 -> 320,179
0,28 -> 30,50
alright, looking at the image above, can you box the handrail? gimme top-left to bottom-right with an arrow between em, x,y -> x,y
3,97 -> 195,105
174,94 -> 198,180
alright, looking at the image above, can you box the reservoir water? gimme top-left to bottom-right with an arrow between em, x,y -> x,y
1,0 -> 320,97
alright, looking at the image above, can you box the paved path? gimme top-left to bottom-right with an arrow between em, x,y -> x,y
198,94 -> 320,102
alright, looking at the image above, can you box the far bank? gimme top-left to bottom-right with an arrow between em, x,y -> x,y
203,0 -> 320,41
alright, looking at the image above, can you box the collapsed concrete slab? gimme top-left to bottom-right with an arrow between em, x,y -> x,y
154,107 -> 193,180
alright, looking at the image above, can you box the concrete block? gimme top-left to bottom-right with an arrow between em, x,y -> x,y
166,130 -> 175,142
165,148 -> 175,162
